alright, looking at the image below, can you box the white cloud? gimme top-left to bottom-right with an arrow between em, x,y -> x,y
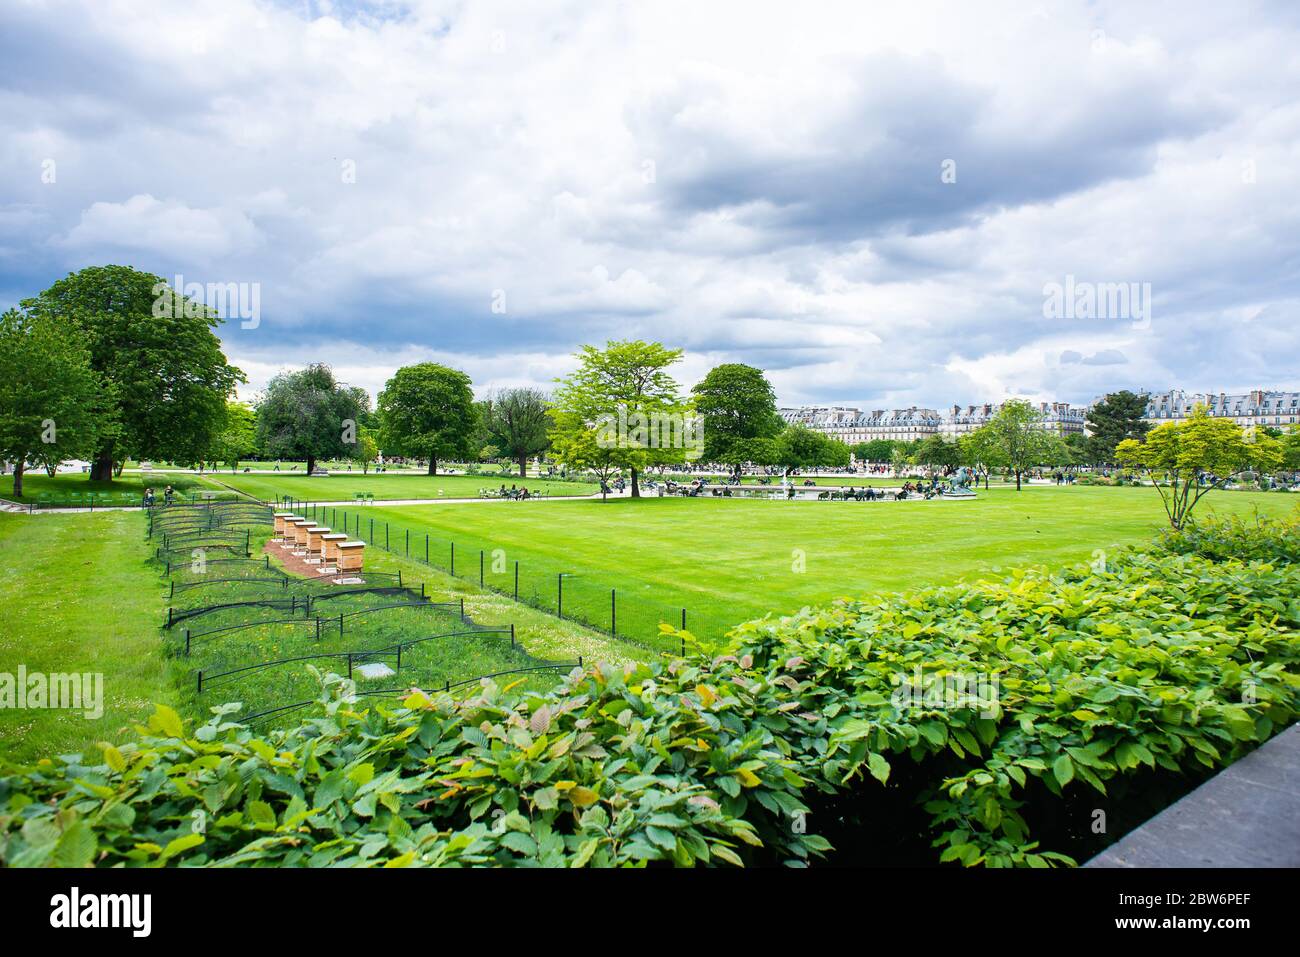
2,0 -> 1299,408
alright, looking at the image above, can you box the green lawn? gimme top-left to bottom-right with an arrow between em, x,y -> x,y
1,472 -> 213,506
354,485 -> 1298,646
0,512 -> 175,762
193,472 -> 599,503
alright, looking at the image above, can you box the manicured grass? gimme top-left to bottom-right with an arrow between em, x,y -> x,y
1,472 -> 211,506
360,485 -> 1298,646
194,472 -> 599,503
0,512 -> 176,762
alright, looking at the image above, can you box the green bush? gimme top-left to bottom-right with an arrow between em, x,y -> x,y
1156,508 -> 1300,565
0,663 -> 822,867
720,549 -> 1299,866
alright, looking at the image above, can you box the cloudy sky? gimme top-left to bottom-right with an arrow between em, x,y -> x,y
3,0 -> 1298,410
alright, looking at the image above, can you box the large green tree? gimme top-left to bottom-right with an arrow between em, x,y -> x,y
377,363 -> 476,475
21,266 -> 243,480
551,340 -> 694,497
967,400 -> 1061,490
0,310 -> 105,497
255,364 -> 368,475
853,439 -> 897,463
1086,391 -> 1151,463
690,363 -> 783,474
1117,405 -> 1283,528
482,388 -> 552,478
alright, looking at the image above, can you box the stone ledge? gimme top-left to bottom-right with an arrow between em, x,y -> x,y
1086,723 -> 1300,868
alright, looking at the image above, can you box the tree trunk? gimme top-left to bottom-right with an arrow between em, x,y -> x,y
114,460 -> 125,478
428,457 -> 437,475
519,454 -> 528,478
630,467 -> 641,497
1015,469 -> 1022,491
306,454 -> 316,475
90,449 -> 114,481
12,460 -> 24,499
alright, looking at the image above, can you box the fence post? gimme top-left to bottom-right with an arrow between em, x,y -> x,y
451,542 -> 455,575
185,630 -> 191,656
460,597 -> 465,620
347,653 -> 353,679
315,618 -> 321,641
196,670 -> 203,694
514,561 -> 519,599
405,528 -> 409,556
480,550 -> 484,587
370,517 -> 374,543
557,573 -> 563,619
425,534 -> 429,563
386,523 -> 390,550
611,588 -> 616,634
510,623 -> 515,647
169,580 -> 174,598
339,614 -> 344,638
167,607 -> 173,628
397,644 -> 402,670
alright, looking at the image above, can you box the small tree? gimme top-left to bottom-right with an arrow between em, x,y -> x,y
209,401 -> 257,472
377,363 -> 477,475
691,363 -> 783,475
548,408 -> 622,500
913,434 -> 960,472
1116,405 -> 1282,528
484,388 -> 551,478
351,426 -> 379,474
775,425 -> 849,476
551,340 -> 694,497
255,364 -> 368,475
0,310 -> 105,497
967,400 -> 1060,490
1086,390 -> 1151,464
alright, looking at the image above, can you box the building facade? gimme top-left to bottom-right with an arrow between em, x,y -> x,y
779,399 -> 1087,444
1143,389 -> 1300,428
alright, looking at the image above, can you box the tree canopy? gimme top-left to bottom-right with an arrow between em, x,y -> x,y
21,265 -> 243,479
376,363 -> 476,475
255,364 -> 368,475
550,340 -> 695,496
0,309 -> 106,496
1116,404 -> 1283,527
481,388 -> 552,477
966,400 -> 1062,490
690,363 -> 783,472
1086,390 -> 1151,463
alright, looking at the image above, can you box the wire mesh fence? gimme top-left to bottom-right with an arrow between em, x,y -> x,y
273,500 -> 716,651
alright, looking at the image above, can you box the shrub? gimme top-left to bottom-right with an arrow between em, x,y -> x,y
0,662 -> 824,868
719,549 -> 1300,866
1156,508 -> 1300,565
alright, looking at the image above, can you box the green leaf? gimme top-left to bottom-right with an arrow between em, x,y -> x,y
1052,754 -> 1074,787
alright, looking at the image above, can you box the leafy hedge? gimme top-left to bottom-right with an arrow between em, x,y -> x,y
1155,507 -> 1300,566
2,549 -> 1297,868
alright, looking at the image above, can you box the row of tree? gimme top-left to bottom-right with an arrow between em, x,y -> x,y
5,266 -> 1296,502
